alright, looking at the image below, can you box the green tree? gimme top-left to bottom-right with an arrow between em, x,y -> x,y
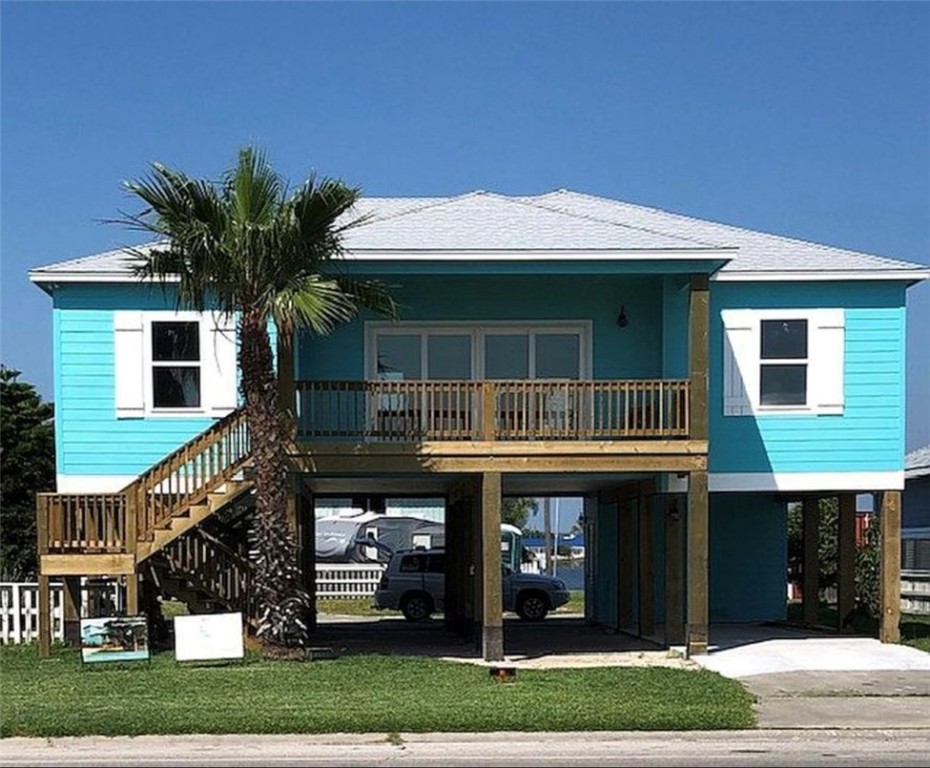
502,497 -> 537,530
0,367 -> 55,580
856,515 -> 881,618
787,497 -> 880,618
786,498 -> 839,591
121,147 -> 396,652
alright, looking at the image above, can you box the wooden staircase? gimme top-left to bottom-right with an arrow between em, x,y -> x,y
144,526 -> 255,621
37,408 -> 256,617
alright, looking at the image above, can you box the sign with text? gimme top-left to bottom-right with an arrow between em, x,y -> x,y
174,612 -> 244,663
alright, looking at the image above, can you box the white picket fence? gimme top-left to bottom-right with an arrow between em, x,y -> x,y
0,580 -> 123,645
1,565 -> 385,645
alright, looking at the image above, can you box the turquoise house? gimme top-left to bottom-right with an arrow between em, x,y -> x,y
29,190 -> 928,660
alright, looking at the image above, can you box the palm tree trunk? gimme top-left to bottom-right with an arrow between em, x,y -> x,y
240,309 -> 308,649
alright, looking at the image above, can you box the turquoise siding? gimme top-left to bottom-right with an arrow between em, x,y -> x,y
54,285 -> 217,479
298,274 -> 667,381
709,493 -> 787,622
710,282 -> 907,474
661,275 -> 689,378
589,492 -> 786,627
592,501 -> 618,627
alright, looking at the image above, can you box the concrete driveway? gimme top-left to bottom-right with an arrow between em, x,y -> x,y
682,623 -> 930,729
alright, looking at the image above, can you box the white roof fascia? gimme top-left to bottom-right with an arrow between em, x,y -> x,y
28,271 -> 178,284
712,269 -> 930,282
341,247 -> 737,262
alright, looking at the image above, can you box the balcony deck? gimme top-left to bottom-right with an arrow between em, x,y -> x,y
291,379 -> 705,474
296,379 -> 691,442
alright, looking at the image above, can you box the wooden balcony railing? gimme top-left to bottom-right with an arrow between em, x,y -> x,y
296,379 -> 690,442
37,493 -> 127,554
161,527 -> 255,619
38,407 -> 251,556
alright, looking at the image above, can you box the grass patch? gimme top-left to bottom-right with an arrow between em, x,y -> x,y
0,644 -> 754,737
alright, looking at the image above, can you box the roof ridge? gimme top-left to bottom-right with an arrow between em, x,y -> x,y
541,190 -> 925,270
512,192 -> 727,249
354,190 -> 487,227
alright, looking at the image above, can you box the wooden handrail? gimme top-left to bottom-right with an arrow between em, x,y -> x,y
132,408 -> 251,540
296,379 -> 691,442
161,527 -> 255,619
38,407 -> 251,555
36,493 -> 127,553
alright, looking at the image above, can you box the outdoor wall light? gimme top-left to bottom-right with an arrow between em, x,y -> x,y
616,306 -> 629,328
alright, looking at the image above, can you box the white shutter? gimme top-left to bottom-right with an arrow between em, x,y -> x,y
114,311 -> 145,418
810,309 -> 845,415
721,310 -> 756,416
205,313 -> 238,415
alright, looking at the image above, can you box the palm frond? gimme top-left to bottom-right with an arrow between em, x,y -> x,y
273,276 -> 360,336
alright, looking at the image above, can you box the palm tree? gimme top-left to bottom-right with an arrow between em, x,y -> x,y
120,147 -> 395,651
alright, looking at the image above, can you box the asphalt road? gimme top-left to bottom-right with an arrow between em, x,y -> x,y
2,731 -> 929,768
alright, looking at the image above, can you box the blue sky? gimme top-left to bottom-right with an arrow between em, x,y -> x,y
2,2 -> 928,450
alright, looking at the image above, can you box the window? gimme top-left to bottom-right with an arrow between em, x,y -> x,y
367,323 -> 590,381
114,310 -> 238,418
722,309 -> 844,417
759,319 -> 807,406
399,554 -> 424,573
151,322 -> 201,408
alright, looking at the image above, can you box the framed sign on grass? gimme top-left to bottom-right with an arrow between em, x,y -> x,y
174,612 -> 244,663
80,615 -> 150,665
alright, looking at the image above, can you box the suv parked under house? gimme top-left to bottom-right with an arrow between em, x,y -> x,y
373,547 -> 571,621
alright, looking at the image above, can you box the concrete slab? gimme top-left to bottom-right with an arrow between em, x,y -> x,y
681,624 -> 930,678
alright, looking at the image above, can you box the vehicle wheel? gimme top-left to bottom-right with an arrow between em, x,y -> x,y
516,591 -> 549,621
401,593 -> 433,622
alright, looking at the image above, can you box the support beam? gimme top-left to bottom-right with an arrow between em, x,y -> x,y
664,494 -> 685,646
689,274 -> 710,442
464,487 -> 479,635
480,472 -> 503,661
686,469 -> 709,656
296,479 -> 316,631
618,499 -> 635,630
444,494 -> 465,635
125,572 -> 139,616
837,494 -> 857,633
37,575 -> 51,659
36,495 -> 51,658
638,483 -> 655,638
802,496 -> 820,627
62,576 -> 81,646
880,490 -> 901,644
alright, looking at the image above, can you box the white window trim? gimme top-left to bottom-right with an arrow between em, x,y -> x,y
148,315 -> 204,414
721,308 -> 845,417
112,309 -> 238,419
364,321 -> 593,380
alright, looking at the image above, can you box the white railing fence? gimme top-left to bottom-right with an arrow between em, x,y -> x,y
1,579 -> 123,645
1,566 -> 386,645
315,563 -> 386,599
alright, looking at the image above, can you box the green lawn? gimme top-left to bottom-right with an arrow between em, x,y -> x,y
0,644 -> 755,737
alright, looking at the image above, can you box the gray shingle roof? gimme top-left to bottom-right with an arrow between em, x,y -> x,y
906,446 -> 930,479
28,189 -> 928,279
340,191 -> 725,251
